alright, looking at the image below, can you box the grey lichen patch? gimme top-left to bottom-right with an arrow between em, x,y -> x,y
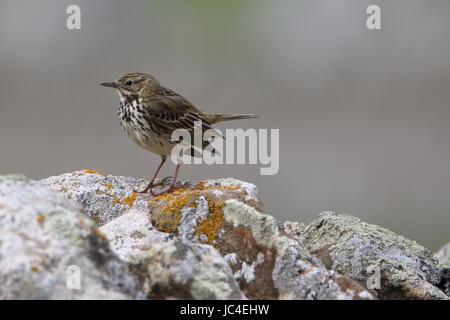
297,211 -> 448,300
223,199 -> 279,250
233,253 -> 265,283
234,262 -> 256,283
205,178 -> 258,201
222,199 -> 369,300
302,211 -> 432,259
224,253 -> 238,265
223,200 -> 311,260
205,178 -> 244,189
435,243 -> 450,267
100,209 -> 171,263
0,177 -> 143,299
137,239 -> 246,300
274,259 -> 373,300
0,174 -> 28,182
283,221 -> 307,238
177,196 -> 210,242
43,208 -> 98,250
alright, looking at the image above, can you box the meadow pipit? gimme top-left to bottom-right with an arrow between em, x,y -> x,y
101,73 -> 258,195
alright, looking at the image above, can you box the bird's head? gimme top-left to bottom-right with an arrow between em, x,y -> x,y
101,73 -> 159,102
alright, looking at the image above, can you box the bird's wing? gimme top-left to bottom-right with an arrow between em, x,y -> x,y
144,89 -> 220,140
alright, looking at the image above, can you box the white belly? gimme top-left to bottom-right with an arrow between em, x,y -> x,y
120,115 -> 174,156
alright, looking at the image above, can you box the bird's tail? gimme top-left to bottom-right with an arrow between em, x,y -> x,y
208,113 -> 260,124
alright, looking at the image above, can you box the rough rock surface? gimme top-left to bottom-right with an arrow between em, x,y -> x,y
0,175 -> 142,299
135,239 -> 246,300
291,212 -> 448,300
435,243 -> 450,295
41,171 -> 372,300
40,170 -> 153,225
98,208 -> 244,299
1,170 -> 447,299
435,243 -> 450,267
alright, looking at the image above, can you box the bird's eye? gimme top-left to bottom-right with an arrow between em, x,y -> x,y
125,80 -> 133,86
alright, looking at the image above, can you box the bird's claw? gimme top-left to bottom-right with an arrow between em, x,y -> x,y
150,184 -> 183,197
134,176 -> 174,194
160,176 -> 174,184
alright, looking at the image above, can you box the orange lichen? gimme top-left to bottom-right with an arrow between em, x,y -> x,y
150,183 -> 241,236
150,188 -> 197,233
225,185 -> 240,191
197,181 -> 207,190
90,226 -> 108,241
196,200 -> 225,244
37,214 -> 46,224
114,192 -> 138,207
83,169 -> 107,176
106,184 -> 113,190
122,193 -> 138,206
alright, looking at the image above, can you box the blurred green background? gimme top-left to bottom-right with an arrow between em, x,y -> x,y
1,0 -> 449,250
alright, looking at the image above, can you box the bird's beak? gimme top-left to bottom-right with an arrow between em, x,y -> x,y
100,82 -> 118,88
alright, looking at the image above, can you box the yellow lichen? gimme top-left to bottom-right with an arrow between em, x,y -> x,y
83,169 -> 107,176
114,192 -> 138,207
149,183 -> 241,237
31,266 -> 39,273
37,214 -> 45,224
106,184 -> 113,190
196,200 -> 225,244
150,188 -> 199,233
122,193 -> 138,206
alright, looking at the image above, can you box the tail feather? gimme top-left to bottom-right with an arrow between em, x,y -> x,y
209,113 -> 259,124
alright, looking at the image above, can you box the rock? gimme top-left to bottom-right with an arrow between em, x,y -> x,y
99,208 -> 172,263
40,170 -> 152,225
435,243 -> 450,296
283,221 -> 306,238
440,268 -> 450,296
134,239 -> 246,300
0,175 -> 143,299
99,208 -> 245,299
17,170 -> 444,300
216,199 -> 371,300
293,211 -> 448,300
41,171 -> 372,300
435,243 -> 450,266
147,179 -> 371,300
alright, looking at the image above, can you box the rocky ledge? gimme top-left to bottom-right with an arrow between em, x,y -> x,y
0,170 -> 448,300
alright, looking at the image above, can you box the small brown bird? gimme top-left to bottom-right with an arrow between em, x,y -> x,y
101,72 -> 258,195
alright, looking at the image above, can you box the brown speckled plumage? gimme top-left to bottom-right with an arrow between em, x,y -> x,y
101,72 -> 258,195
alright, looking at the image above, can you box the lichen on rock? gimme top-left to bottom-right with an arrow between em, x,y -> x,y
293,211 -> 448,300
0,170 -> 447,300
134,239 -> 246,300
40,170 -> 153,225
435,243 -> 450,267
220,200 -> 372,299
0,175 -> 142,299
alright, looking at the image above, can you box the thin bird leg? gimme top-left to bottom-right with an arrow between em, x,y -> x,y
151,164 -> 182,196
135,156 -> 167,193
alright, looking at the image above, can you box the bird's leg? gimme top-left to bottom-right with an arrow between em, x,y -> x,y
151,164 -> 182,196
135,156 -> 167,193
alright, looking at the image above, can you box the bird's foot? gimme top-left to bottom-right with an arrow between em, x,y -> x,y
134,176 -> 173,194
150,183 -> 185,197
